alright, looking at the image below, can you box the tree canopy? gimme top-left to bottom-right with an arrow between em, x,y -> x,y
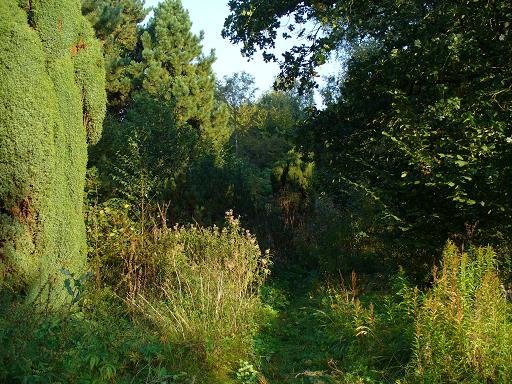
225,0 -> 512,255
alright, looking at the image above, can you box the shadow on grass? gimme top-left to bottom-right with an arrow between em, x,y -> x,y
255,268 -> 345,384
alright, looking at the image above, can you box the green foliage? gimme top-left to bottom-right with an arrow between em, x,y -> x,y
214,86 -> 315,263
299,3 -> 512,256
136,0 -> 229,146
315,272 -> 417,383
225,0 -> 512,268
405,242 -> 512,383
82,0 -> 147,110
89,0 -> 232,225
5,1 -> 511,383
217,71 -> 257,111
87,204 -> 271,380
236,360 -> 259,384
61,268 -> 93,305
0,207 -> 270,383
0,289 -> 199,383
310,193 -> 393,276
254,269 -> 417,383
271,150 -> 314,237
92,95 -> 200,209
222,0 -> 340,88
0,0 -> 106,302
260,284 -> 290,312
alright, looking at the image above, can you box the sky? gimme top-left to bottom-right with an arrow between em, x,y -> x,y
145,0 -> 339,99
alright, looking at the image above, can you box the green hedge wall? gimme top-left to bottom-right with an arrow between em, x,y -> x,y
0,0 -> 106,303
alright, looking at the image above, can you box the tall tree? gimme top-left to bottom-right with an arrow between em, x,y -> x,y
82,0 -> 147,110
225,0 -> 512,255
0,0 -> 106,300
217,71 -> 258,154
136,0 -> 229,144
91,0 -> 229,223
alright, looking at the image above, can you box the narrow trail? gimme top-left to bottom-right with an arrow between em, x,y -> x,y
256,269 -> 342,384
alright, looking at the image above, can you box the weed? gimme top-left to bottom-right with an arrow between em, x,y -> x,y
405,242 -> 512,383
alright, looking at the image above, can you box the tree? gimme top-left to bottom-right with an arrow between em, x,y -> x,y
225,0 -> 512,257
82,0 -> 147,111
90,0 -> 230,224
222,0 -> 347,89
217,71 -> 258,153
217,71 -> 258,110
135,0 -> 229,147
0,0 -> 106,301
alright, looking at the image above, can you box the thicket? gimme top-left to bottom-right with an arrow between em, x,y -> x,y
406,243 -> 512,383
1,210 -> 269,383
2,0 -> 512,382
224,0 -> 512,271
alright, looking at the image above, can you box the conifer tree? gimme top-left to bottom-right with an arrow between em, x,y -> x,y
135,0 -> 229,147
93,0 -> 229,222
0,0 -> 106,301
82,0 -> 147,110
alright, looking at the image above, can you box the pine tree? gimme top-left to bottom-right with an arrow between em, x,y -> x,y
82,0 -> 147,110
0,0 -> 106,302
136,0 -> 229,147
92,0 -> 229,222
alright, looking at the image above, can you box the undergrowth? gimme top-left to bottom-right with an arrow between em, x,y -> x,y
0,208 -> 270,383
253,242 -> 512,384
404,242 -> 512,384
2,211 -> 511,384
254,268 -> 417,384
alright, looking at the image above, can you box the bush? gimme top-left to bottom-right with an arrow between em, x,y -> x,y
0,289 -> 195,384
86,204 -> 271,381
134,211 -> 271,377
405,242 -> 512,384
0,208 -> 269,383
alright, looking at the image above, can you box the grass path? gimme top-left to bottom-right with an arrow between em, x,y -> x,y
253,267 -> 414,384
255,269 -> 344,384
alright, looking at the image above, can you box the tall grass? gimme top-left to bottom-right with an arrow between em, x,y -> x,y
0,208 -> 270,383
405,242 -> 512,383
89,206 -> 271,381
133,211 -> 271,377
317,271 -> 417,383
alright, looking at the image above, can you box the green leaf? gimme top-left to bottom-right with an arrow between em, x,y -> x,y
454,160 -> 468,167
64,279 -> 74,297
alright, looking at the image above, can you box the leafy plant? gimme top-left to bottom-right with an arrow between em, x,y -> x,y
236,360 -> 259,384
60,268 -> 93,305
406,242 -> 512,383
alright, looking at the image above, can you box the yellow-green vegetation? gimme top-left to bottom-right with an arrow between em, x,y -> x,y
254,268 -> 417,383
0,0 -> 105,301
406,243 -> 512,383
0,211 -> 270,383
88,205 -> 270,381
2,0 -> 512,382
254,244 -> 512,384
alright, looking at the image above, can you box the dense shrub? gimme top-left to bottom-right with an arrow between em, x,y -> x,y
135,211 -> 271,377
86,204 -> 271,381
0,293 -> 194,384
317,272 -> 417,383
0,0 -> 105,302
0,208 -> 270,383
